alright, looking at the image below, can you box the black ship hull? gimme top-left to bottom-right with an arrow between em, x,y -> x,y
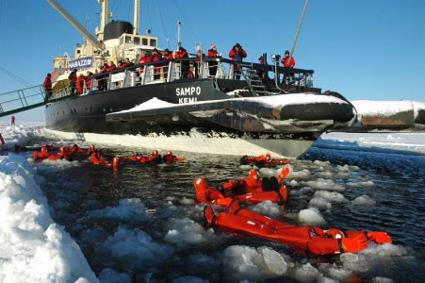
45,78 -> 355,158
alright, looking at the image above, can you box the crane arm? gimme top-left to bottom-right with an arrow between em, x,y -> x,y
47,0 -> 104,50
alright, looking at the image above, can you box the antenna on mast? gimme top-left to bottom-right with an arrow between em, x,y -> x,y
177,20 -> 182,48
97,0 -> 110,41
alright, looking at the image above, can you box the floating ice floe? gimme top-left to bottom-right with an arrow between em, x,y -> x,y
0,124 -> 39,149
85,198 -> 149,222
304,178 -> 345,191
102,226 -> 173,269
346,180 -> 375,188
0,154 -> 98,283
287,169 -> 311,180
298,207 -> 326,225
314,190 -> 348,203
352,195 -> 376,206
340,243 -> 407,274
309,197 -> 332,210
164,218 -> 217,248
252,200 -> 281,217
290,262 -> 322,282
222,245 -> 289,281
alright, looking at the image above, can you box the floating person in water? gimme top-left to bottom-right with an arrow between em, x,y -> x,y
229,43 -> 247,80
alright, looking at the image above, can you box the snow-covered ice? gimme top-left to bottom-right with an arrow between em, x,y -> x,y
0,154 -> 98,283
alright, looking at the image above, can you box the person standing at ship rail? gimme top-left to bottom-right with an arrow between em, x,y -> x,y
229,43 -> 247,80
43,73 -> 52,101
281,50 -> 295,84
68,69 -> 77,95
208,44 -> 221,77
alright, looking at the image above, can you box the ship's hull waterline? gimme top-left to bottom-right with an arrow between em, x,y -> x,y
40,128 -> 315,159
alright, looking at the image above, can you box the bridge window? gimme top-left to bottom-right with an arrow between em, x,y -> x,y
125,36 -> 132,44
134,37 -> 140,45
142,38 -> 148,45
150,39 -> 157,47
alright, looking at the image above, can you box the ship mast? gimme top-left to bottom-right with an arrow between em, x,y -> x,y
97,0 -> 110,41
133,0 -> 140,35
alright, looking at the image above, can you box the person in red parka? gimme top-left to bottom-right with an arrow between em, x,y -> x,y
151,48 -> 163,80
281,50 -> 295,68
175,46 -> 191,79
163,49 -> 174,61
207,44 -> 221,76
139,52 -> 152,74
75,74 -> 85,95
43,73 -> 52,101
228,43 -> 247,80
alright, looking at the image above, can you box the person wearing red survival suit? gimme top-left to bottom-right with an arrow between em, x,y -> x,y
207,44 -> 221,76
85,72 -> 93,90
228,43 -> 247,80
281,50 -> 295,84
151,49 -> 163,80
162,151 -> 184,164
138,52 -> 152,74
203,201 -> 392,256
175,46 -> 191,79
75,74 -> 85,95
163,49 -> 174,61
43,73 -> 52,101
193,170 -> 288,207
68,69 -> 77,95
281,50 -> 295,68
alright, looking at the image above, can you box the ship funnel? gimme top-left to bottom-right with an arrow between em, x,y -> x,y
133,0 -> 140,35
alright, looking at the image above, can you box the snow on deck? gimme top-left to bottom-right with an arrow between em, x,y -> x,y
0,154 -> 98,283
114,93 -> 347,115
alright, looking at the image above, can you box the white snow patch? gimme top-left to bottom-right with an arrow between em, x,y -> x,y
0,154 -> 98,283
222,245 -> 289,281
352,195 -> 376,206
298,207 -> 326,225
0,123 -> 40,149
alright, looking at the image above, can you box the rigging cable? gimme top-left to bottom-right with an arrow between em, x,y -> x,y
0,66 -> 33,88
153,0 -> 170,48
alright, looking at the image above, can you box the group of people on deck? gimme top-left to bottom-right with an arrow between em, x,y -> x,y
43,44 -> 296,98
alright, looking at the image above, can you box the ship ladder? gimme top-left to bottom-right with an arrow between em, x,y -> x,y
242,66 -> 268,96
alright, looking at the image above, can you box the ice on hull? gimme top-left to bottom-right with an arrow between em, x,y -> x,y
40,127 -> 315,158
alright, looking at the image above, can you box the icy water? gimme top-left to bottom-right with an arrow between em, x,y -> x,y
29,143 -> 425,283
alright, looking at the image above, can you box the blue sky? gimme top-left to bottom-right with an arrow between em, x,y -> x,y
0,0 -> 424,122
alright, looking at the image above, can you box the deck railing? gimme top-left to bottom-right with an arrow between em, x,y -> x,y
50,57 -> 315,100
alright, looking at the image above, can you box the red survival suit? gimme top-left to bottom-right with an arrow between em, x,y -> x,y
194,169 -> 289,207
204,201 -> 392,256
240,153 -> 289,167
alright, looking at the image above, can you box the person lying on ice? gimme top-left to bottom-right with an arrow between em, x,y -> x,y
203,200 -> 392,256
193,168 -> 289,207
240,153 -> 289,167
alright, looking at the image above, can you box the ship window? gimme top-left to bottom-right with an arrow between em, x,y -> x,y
150,39 -> 157,47
125,36 -> 132,43
120,37 -> 124,44
134,37 -> 140,45
142,38 -> 148,45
